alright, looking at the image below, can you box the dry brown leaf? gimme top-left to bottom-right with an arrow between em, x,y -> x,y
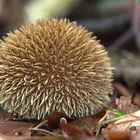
0,106 -> 105,138
0,119 -> 35,136
0,108 -> 36,136
0,135 -> 66,140
60,121 -> 83,137
52,108 -> 107,137
105,131 -> 131,140
115,96 -> 139,114
68,108 -> 107,131
132,92 -> 140,108
103,110 -> 140,137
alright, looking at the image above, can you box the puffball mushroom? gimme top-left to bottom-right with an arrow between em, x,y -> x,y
0,19 -> 113,120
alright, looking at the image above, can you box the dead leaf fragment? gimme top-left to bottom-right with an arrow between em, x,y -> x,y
0,119 -> 35,136
115,96 -> 139,114
103,110 -> 140,137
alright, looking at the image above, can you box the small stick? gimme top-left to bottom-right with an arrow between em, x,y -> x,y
132,3 -> 140,53
34,119 -> 48,128
109,29 -> 133,52
29,127 -> 62,137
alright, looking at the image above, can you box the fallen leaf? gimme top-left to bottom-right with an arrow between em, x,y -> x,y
0,119 -> 35,136
0,108 -> 36,136
105,131 -> 131,140
70,108 -> 107,131
103,110 -> 140,137
115,96 -> 139,114
131,92 -> 140,108
0,135 -> 66,140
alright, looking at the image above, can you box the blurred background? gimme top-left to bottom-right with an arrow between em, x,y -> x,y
0,0 -> 140,97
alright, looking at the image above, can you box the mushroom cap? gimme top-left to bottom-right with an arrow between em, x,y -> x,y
0,19 -> 113,120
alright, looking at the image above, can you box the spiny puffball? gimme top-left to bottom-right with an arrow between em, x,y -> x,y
0,19 -> 113,120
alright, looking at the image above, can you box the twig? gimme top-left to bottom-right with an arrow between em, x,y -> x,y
108,29 -> 133,52
113,82 -> 130,97
132,3 -> 140,53
29,119 -> 62,136
29,127 -> 62,137
76,13 -> 130,33
34,119 -> 48,128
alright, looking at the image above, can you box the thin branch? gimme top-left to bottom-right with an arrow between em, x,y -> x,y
108,29 -> 133,52
132,3 -> 140,53
34,119 -> 48,128
29,127 -> 62,137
